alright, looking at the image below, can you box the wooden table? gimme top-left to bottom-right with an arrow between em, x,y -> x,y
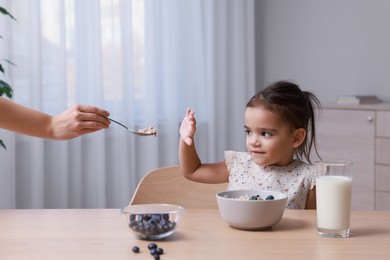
0,209 -> 390,259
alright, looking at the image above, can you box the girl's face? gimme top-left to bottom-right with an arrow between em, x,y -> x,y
244,106 -> 305,167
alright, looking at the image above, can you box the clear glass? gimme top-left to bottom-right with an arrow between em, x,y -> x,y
316,160 -> 353,238
121,204 -> 184,240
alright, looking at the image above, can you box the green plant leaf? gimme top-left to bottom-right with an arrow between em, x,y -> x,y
0,59 -> 17,74
0,140 -> 6,149
0,80 -> 13,98
2,59 -> 16,66
0,7 -> 17,21
1,5 -> 15,150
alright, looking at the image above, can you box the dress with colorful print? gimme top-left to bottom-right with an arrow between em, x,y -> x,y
225,151 -> 316,209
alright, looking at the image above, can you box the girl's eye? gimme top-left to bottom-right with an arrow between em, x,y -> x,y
262,131 -> 272,137
245,130 -> 252,136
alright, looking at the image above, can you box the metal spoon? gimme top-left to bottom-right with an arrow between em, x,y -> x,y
108,118 -> 157,136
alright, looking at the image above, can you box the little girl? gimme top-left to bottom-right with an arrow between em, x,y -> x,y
179,81 -> 321,209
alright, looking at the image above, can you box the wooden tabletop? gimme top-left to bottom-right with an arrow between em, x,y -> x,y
0,209 -> 390,259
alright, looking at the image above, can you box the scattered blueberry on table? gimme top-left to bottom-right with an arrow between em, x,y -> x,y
132,246 -> 140,253
148,242 -> 158,250
132,243 -> 164,259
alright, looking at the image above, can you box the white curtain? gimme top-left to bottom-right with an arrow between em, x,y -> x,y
0,0 -> 255,209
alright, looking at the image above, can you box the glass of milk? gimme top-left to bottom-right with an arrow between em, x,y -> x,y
316,160 -> 353,238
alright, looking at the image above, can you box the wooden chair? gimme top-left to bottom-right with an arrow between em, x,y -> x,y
129,166 -> 228,209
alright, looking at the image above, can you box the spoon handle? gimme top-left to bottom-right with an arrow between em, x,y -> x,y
108,117 -> 129,130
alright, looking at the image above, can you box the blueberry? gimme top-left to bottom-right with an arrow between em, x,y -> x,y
156,248 -> 164,254
250,195 -> 263,200
148,242 -> 158,250
150,248 -> 159,255
266,195 -> 274,200
150,225 -> 158,235
152,214 -> 161,222
132,246 -> 140,253
153,254 -> 160,260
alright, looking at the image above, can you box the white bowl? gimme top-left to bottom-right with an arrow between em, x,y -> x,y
216,190 -> 287,230
121,204 -> 185,240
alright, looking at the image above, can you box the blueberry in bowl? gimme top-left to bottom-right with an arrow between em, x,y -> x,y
121,204 -> 184,240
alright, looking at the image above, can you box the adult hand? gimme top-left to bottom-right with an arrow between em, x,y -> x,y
179,108 -> 197,146
51,105 -> 110,140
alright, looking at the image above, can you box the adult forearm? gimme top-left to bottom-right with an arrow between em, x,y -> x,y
1,98 -> 110,140
0,98 -> 53,138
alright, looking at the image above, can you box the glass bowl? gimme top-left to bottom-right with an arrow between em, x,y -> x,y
121,204 -> 185,240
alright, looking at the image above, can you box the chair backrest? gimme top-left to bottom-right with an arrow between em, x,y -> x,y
129,166 -> 228,209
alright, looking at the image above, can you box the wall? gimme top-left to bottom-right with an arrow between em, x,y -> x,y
255,0 -> 390,103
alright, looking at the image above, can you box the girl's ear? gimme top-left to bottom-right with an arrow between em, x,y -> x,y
292,128 -> 306,148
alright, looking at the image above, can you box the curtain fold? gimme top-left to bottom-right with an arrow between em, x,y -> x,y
0,0 -> 255,209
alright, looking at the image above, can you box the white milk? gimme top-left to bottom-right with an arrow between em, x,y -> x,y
316,175 -> 352,230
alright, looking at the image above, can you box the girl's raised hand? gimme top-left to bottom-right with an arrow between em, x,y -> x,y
179,108 -> 197,146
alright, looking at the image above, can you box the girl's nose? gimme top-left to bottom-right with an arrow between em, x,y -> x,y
248,134 -> 261,146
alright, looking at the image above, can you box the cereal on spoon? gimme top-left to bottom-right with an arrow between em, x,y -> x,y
138,126 -> 157,136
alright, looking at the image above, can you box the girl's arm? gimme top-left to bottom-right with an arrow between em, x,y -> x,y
0,97 -> 110,140
178,108 -> 229,184
305,187 -> 316,209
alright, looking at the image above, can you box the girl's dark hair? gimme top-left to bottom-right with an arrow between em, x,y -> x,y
246,81 -> 321,163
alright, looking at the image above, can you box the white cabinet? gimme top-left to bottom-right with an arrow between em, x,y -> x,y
314,104 -> 390,210
314,107 -> 376,210
375,111 -> 390,209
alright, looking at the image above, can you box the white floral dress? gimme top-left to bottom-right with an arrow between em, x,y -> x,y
225,151 -> 316,209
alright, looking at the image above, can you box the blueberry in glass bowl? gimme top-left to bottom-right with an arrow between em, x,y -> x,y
121,204 -> 185,240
